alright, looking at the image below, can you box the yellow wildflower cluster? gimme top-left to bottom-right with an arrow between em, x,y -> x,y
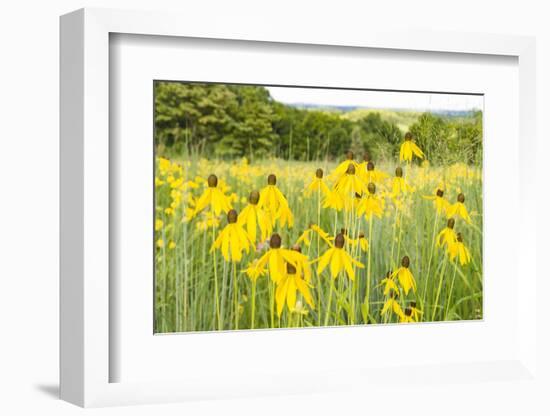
155,131 -> 481,330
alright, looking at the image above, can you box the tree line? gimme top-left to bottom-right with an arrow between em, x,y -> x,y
154,81 -> 482,165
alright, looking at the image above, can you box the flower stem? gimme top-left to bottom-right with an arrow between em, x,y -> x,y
444,258 -> 459,320
422,211 -> 440,314
211,211 -> 221,330
233,261 -> 238,329
363,218 -> 374,319
431,254 -> 448,321
324,279 -> 335,326
251,280 -> 256,329
269,279 -> 275,328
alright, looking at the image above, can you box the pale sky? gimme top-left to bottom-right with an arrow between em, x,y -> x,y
266,86 -> 483,112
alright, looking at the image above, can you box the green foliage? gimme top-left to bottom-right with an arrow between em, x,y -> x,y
155,81 -> 482,166
409,111 -> 482,165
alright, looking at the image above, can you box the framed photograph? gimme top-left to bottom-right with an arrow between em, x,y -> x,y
60,8 -> 537,407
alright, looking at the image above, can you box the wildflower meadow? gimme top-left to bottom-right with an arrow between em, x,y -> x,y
154,82 -> 483,333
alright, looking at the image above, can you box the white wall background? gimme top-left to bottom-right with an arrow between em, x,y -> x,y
0,1 -> 547,414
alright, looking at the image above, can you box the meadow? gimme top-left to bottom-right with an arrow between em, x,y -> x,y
154,146 -> 483,333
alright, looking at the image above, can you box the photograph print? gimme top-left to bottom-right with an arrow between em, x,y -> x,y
153,81 -> 483,333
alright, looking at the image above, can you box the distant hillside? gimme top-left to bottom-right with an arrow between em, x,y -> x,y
341,108 -> 422,132
289,104 -> 477,132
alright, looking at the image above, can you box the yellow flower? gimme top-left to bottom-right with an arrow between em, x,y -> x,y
305,168 -> 330,197
391,167 -> 413,196
345,231 -> 369,252
259,174 -> 287,212
238,190 -> 272,243
211,209 -> 253,262
381,291 -> 404,318
156,238 -> 164,248
391,256 -> 417,295
437,218 -> 458,251
334,163 -> 367,197
323,189 -> 345,211
448,232 -> 472,265
446,193 -> 472,224
378,271 -> 398,295
155,219 -> 164,231
423,188 -> 450,215
408,301 -> 422,321
357,233 -> 369,252
275,261 -> 315,317
296,224 -> 333,247
358,158 -> 389,185
158,157 -> 172,175
399,307 -> 415,323
255,233 -> 302,283
259,174 -> 293,228
316,233 -> 364,280
357,183 -> 384,220
289,245 -> 313,283
193,174 -> 232,217
168,241 -> 176,250
242,259 -> 267,283
195,211 -> 220,231
399,132 -> 424,162
275,200 -> 294,228
330,151 -> 359,180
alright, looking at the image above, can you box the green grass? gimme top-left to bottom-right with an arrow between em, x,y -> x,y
154,156 -> 483,333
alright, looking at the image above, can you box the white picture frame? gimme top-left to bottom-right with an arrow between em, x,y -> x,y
60,7 -> 537,407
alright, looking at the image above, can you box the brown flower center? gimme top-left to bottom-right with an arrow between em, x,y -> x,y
401,256 -> 410,268
315,168 -> 323,179
363,152 -> 371,162
269,233 -> 282,249
207,174 -> 218,188
404,307 -> 412,317
436,189 -> 444,197
457,232 -> 463,243
346,150 -> 354,160
248,190 -> 260,205
286,262 -> 297,274
334,233 -> 345,248
292,245 -> 302,253
409,301 -> 417,308
346,163 -> 356,175
405,132 -> 413,141
447,218 -> 455,229
395,167 -> 403,177
367,182 -> 376,194
267,174 -> 277,185
227,209 -> 238,224
457,193 -> 465,203
358,232 -> 365,239
367,161 -> 375,171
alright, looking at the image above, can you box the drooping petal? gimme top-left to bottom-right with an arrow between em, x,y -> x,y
193,189 -> 212,216
221,228 -> 231,261
341,251 -> 355,280
330,249 -> 342,278
295,278 -> 315,308
286,278 -> 297,311
317,249 -> 334,275
275,277 -> 288,316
